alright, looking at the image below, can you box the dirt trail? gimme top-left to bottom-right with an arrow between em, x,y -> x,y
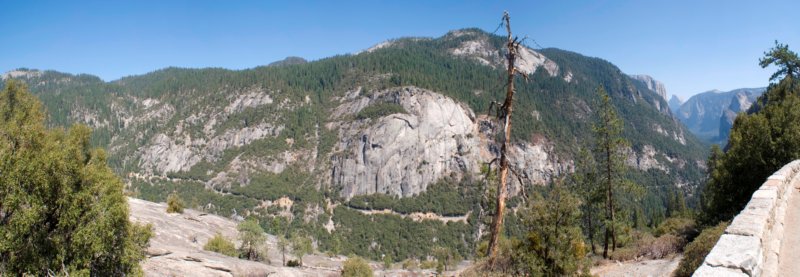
590,255 -> 681,277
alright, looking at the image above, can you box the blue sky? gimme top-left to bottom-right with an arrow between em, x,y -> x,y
1,1 -> 797,99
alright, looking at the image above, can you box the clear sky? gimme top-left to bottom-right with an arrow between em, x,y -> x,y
1,0 -> 797,99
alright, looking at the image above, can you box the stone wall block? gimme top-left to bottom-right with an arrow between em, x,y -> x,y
726,213 -> 770,240
696,160 -> 800,276
704,234 -> 762,276
694,265 -> 749,277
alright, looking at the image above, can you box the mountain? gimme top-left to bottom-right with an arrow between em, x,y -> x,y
1,28 -> 708,261
267,56 -> 308,67
672,87 -> 765,144
628,74 -> 671,114
629,74 -> 668,101
668,95 -> 683,113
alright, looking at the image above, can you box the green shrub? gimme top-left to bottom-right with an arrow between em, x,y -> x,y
402,258 -> 419,270
166,192 -> 184,213
286,259 -> 302,267
655,217 -> 697,239
420,259 -> 438,270
355,102 -> 407,120
640,234 -> 684,259
608,247 -> 639,261
674,222 -> 729,277
238,219 -> 267,261
0,81 -> 151,275
204,233 -> 238,257
342,256 -> 374,277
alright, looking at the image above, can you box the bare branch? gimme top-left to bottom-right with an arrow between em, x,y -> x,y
508,166 -> 529,203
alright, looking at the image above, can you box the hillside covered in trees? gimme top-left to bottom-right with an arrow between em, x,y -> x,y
1,28 -> 709,263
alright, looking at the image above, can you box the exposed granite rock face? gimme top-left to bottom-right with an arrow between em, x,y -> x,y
629,74 -> 668,101
330,86 -> 569,199
626,145 -> 669,173
508,141 -> 571,194
446,29 -> 559,77
130,197 -> 462,276
668,95 -> 683,114
128,198 -> 340,277
718,89 -> 763,143
138,123 -> 282,174
331,87 -> 484,198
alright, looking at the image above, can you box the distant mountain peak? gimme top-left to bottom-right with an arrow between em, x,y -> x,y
629,74 -> 668,101
267,56 -> 308,67
673,87 -> 766,144
443,28 -> 488,38
443,28 -> 559,77
2,68 -> 42,80
668,95 -> 683,113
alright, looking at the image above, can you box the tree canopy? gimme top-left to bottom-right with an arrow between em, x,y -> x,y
0,80 -> 151,275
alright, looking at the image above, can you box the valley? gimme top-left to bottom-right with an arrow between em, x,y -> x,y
2,1 -> 799,275
1,28 -> 709,267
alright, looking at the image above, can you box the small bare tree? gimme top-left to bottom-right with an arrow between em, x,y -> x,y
487,11 -> 529,267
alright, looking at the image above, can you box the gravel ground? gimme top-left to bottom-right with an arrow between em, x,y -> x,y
590,255 -> 682,277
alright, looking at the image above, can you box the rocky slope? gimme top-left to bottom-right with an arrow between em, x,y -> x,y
672,87 -> 765,143
130,197 -> 455,276
630,74 -> 668,101
629,74 -> 671,115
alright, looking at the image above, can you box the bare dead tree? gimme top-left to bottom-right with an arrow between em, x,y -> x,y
487,11 -> 529,267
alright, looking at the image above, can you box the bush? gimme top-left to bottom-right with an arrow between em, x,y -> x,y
238,219 -> 267,261
342,256 -> 374,277
204,233 -> 238,257
420,259 -> 438,270
608,247 -> 639,261
286,259 -> 302,267
641,234 -> 684,259
674,222 -> 729,277
166,192 -> 184,213
355,102 -> 407,120
610,231 -> 685,261
402,258 -> 419,270
655,217 -> 697,239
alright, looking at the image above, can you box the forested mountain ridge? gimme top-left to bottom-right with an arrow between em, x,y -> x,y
1,28 -> 708,261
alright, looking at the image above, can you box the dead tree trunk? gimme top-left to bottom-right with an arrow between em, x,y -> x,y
487,11 -> 525,267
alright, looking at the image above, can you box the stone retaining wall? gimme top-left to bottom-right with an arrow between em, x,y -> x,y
694,160 -> 800,276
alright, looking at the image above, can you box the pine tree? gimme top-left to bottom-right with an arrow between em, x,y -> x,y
592,86 -> 633,258
0,80 -> 151,275
571,148 -> 602,254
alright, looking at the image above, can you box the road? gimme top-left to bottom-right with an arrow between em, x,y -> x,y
777,181 -> 800,276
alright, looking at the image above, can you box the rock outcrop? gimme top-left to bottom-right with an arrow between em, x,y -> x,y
331,87 -> 485,198
330,86 -> 569,198
129,197 -> 466,276
630,74 -> 668,101
129,198 -> 341,277
669,95 -> 683,113
717,89 -> 763,143
446,29 -> 559,77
